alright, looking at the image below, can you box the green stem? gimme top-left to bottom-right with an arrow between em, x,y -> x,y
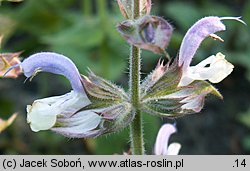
129,0 -> 145,155
82,0 -> 91,16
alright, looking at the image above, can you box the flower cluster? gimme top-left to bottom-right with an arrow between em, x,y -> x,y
3,15 -> 244,139
137,16 -> 244,117
20,52 -> 132,138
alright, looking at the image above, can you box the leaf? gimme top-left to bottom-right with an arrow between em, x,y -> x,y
13,0 -> 72,35
44,15 -> 126,80
43,18 -> 104,49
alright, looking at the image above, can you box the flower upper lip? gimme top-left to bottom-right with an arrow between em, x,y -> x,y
178,16 -> 226,70
21,52 -> 85,93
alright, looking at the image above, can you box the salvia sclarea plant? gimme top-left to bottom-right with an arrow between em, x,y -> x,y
3,0 -> 245,154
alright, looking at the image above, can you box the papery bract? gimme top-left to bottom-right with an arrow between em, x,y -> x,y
0,52 -> 22,78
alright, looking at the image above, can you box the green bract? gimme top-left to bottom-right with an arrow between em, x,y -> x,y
140,60 -> 222,118
81,71 -> 133,133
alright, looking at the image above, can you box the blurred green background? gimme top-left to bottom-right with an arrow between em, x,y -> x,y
0,0 -> 250,154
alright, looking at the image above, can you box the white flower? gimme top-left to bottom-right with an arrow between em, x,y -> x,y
179,53 -> 234,86
27,91 -> 91,132
154,123 -> 181,155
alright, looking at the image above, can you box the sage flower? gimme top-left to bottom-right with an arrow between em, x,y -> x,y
154,123 -> 181,155
20,52 -> 132,138
178,17 -> 243,87
141,16 -> 244,117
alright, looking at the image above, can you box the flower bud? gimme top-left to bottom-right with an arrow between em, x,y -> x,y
117,15 -> 173,55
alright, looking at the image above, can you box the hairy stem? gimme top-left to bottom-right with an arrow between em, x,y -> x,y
129,0 -> 145,155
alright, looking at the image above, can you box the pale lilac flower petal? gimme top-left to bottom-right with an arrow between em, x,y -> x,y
52,110 -> 102,138
154,123 -> 177,155
166,142 -> 181,155
178,17 -> 226,69
21,52 -> 84,92
27,91 -> 91,132
180,94 -> 206,113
